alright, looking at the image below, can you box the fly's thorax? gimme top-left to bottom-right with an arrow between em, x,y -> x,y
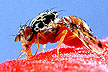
31,10 -> 58,33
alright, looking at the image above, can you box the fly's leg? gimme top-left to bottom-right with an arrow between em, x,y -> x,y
63,35 -> 76,41
17,50 -> 25,60
25,47 -> 32,59
34,33 -> 47,59
35,33 -> 47,55
35,33 -> 40,56
56,30 -> 68,58
17,47 -> 32,60
42,44 -> 46,53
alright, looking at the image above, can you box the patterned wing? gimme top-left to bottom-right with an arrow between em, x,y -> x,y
58,16 -> 104,54
72,28 -> 104,54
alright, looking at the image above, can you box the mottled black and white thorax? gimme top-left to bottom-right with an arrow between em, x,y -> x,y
31,10 -> 59,33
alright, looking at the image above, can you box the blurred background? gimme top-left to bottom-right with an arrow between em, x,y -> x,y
0,0 -> 108,63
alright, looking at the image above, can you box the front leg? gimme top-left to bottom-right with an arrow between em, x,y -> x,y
25,47 -> 32,59
17,47 -> 32,60
17,49 -> 25,60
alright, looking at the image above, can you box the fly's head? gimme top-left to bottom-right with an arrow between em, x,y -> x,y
15,25 -> 33,42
